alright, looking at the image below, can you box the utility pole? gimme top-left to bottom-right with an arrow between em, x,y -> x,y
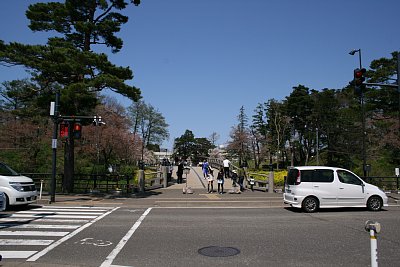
50,90 -> 60,203
349,49 -> 367,177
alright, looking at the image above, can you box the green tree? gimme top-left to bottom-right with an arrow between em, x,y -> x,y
0,0 -> 141,192
127,100 -> 169,160
173,130 -> 197,161
227,106 -> 250,166
173,130 -> 214,164
285,85 -> 314,165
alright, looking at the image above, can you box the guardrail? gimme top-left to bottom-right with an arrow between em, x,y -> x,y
207,157 -> 275,193
245,172 -> 269,192
24,166 -> 172,195
364,176 -> 400,191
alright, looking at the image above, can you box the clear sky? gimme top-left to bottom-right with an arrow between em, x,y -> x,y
1,0 -> 399,150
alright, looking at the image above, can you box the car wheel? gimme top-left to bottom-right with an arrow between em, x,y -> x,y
302,197 -> 319,213
367,196 -> 383,211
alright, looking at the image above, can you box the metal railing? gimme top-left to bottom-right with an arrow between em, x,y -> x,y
23,166 -> 172,195
364,176 -> 400,191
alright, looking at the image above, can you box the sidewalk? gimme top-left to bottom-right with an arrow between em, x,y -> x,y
167,166 -> 235,191
34,167 -> 400,207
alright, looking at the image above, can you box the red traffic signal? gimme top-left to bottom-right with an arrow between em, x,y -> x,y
73,123 -> 82,139
60,123 -> 69,138
353,68 -> 366,86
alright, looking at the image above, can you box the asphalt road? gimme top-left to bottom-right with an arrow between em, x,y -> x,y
1,200 -> 399,267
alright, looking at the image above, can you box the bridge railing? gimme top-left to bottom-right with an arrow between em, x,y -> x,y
25,165 -> 172,195
208,157 -> 275,193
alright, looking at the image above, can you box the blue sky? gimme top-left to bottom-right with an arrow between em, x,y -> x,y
1,0 -> 399,150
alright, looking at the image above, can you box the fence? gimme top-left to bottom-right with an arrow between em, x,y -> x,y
24,173 -> 135,194
364,176 -> 400,191
24,167 -> 171,195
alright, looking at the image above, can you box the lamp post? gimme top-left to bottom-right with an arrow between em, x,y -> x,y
93,116 -> 105,190
349,49 -> 367,177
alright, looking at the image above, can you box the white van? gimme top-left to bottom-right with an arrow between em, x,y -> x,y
0,162 -> 38,210
283,166 -> 388,213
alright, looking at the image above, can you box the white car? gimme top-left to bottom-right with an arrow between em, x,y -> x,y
0,162 -> 37,209
284,166 -> 388,213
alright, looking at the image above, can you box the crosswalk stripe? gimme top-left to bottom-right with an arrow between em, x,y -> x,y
8,214 -> 97,219
0,239 -> 54,245
0,218 -> 90,223
17,211 -> 104,215
0,224 -> 80,229
0,205 -> 117,260
0,251 -> 37,258
0,231 -> 69,236
31,208 -> 109,212
27,206 -> 119,261
40,205 -> 115,210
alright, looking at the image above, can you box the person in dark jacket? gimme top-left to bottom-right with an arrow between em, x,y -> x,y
217,167 -> 224,194
176,159 -> 184,184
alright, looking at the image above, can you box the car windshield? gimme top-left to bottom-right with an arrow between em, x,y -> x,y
0,163 -> 20,176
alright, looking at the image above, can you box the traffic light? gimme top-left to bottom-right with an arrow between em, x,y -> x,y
73,123 -> 82,139
60,123 -> 69,138
354,68 -> 366,85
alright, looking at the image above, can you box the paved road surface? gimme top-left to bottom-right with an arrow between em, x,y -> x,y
0,166 -> 399,266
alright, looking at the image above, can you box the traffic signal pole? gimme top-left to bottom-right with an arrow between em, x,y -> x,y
50,90 -> 60,203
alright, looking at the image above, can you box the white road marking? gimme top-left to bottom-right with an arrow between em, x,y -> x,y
26,206 -> 120,262
0,218 -> 90,223
17,211 -> 104,215
8,214 -> 97,219
40,205 -> 115,209
0,224 -> 80,229
31,208 -> 109,212
0,239 -> 54,245
100,208 -> 152,267
0,251 -> 37,258
0,231 -> 69,236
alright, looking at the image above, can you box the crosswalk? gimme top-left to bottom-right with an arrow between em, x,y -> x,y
0,205 -> 118,260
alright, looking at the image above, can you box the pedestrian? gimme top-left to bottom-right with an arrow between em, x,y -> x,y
202,159 -> 209,179
176,158 -> 184,184
217,167 -> 224,194
207,168 -> 214,193
238,164 -> 246,191
231,170 -> 238,187
223,158 -> 231,178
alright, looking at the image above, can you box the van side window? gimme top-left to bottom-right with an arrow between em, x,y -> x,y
337,170 -> 362,185
314,169 -> 334,183
301,170 -> 313,182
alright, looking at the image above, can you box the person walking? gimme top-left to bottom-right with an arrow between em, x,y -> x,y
207,168 -> 214,193
217,167 -> 224,194
223,158 -> 231,179
238,164 -> 246,191
202,159 -> 209,179
176,158 -> 184,184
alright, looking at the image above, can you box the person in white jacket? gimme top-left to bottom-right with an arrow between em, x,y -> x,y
222,158 -> 230,178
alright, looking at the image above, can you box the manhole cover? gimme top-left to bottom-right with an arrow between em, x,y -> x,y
198,246 -> 240,257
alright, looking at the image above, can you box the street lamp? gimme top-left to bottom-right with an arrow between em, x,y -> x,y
349,49 -> 362,69
349,48 -> 367,177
